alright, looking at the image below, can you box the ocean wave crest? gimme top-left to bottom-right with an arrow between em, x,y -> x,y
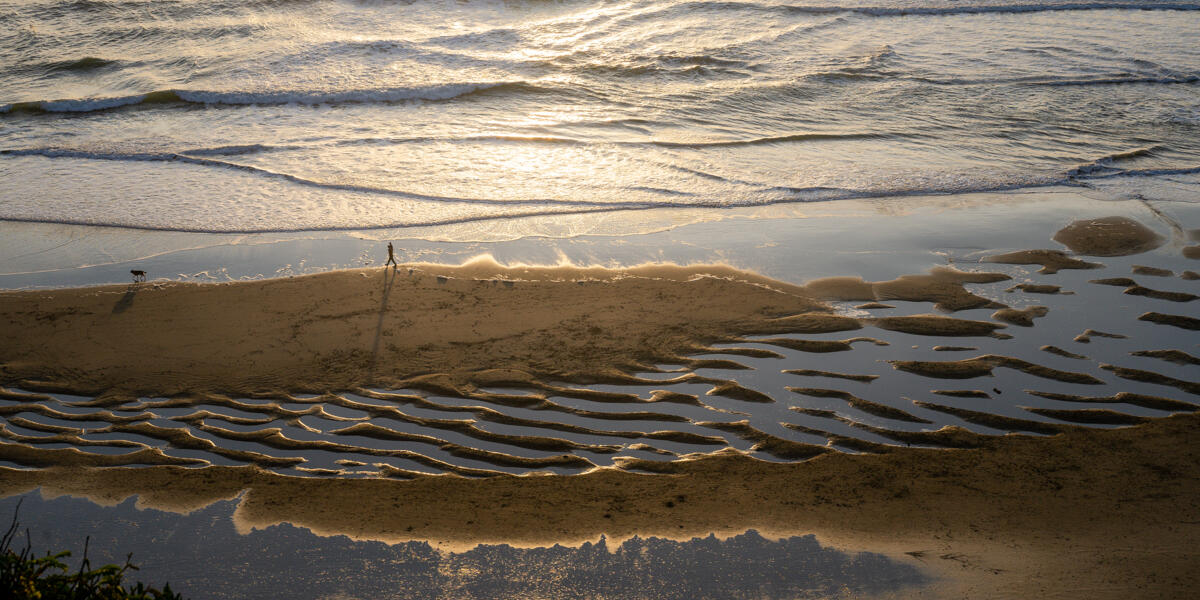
910,74 -> 1200,86
1074,165 -> 1200,179
6,56 -> 123,77
1066,146 -> 1166,177
0,82 -> 541,115
169,131 -> 915,158
526,0 -> 1200,26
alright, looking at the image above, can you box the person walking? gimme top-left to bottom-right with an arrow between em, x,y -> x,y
385,242 -> 398,268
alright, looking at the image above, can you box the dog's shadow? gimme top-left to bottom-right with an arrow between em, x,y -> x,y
112,284 -> 138,314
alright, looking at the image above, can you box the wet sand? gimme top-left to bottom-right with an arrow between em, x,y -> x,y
2,212 -> 1198,598
0,413 -> 1196,599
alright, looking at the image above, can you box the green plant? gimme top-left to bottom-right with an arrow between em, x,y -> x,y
0,500 -> 184,600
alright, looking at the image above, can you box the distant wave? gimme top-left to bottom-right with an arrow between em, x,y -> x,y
773,1 -> 1200,16
1074,165 -> 1200,179
1030,75 -> 1200,86
609,0 -> 1200,18
545,48 -> 756,77
911,74 -> 1200,86
1066,145 -> 1166,177
6,56 -> 124,77
341,131 -> 905,149
178,144 -> 300,157
161,131 -> 912,158
29,0 -> 1200,16
505,0 -> 1200,23
0,82 -> 542,115
47,55 -> 121,71
1065,146 -> 1200,182
647,132 -> 900,148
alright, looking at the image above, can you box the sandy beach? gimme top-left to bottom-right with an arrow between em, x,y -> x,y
4,1 -> 1200,597
2,202 -> 1198,598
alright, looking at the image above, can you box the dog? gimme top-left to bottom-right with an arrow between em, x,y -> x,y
131,270 -> 146,283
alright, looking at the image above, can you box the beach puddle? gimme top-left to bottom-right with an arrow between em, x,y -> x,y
1,492 -> 927,600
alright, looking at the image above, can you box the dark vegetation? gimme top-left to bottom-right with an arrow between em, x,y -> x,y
0,501 -> 184,600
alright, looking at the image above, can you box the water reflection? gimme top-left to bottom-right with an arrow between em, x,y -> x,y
1,492 -> 925,599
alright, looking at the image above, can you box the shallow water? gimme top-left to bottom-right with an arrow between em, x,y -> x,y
2,0 -> 1199,232
0,493 -> 927,599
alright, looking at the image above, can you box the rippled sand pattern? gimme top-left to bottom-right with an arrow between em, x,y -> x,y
1,253 -> 1194,478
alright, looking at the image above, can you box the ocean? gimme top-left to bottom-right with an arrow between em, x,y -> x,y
2,0 -> 1199,234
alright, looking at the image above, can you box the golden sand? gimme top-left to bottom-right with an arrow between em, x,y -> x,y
1132,265 -> 1173,277
1,215 -> 1197,598
1006,283 -> 1070,294
1131,349 -> 1199,366
802,267 -> 1010,311
1138,311 -> 1200,330
983,248 -> 1102,274
0,260 -> 832,398
1051,215 -> 1165,256
990,305 -> 1049,327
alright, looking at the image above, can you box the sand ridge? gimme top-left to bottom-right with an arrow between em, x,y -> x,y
0,259 -> 834,398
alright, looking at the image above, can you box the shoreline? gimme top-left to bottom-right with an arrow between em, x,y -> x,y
4,186 -> 1195,291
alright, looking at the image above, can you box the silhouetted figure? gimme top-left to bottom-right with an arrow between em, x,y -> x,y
130,269 -> 146,282
385,242 -> 398,268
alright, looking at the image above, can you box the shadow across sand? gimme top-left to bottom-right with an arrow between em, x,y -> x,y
111,284 -> 138,314
368,267 -> 398,379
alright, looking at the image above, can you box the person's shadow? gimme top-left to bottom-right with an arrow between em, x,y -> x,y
112,284 -> 138,314
368,268 -> 397,378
